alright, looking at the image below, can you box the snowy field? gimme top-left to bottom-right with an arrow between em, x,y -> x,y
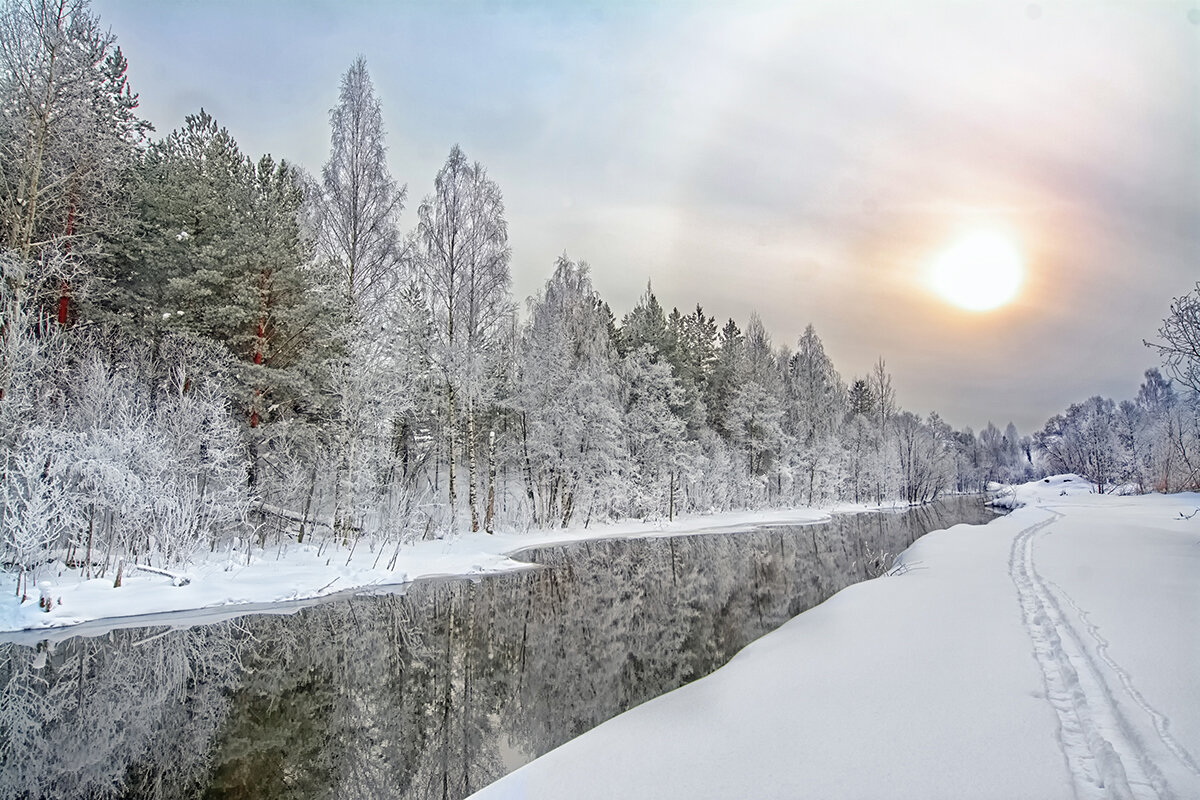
0,504 -> 850,635
471,476 -> 1200,800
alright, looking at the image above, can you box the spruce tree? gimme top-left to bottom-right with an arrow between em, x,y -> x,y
847,378 -> 876,418
619,283 -> 669,358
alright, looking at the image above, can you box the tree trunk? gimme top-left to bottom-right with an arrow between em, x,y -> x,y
336,431 -> 357,543
440,594 -> 453,800
520,412 -> 537,526
447,386 -> 457,529
57,200 -> 76,326
668,471 -> 675,521
297,462 -> 318,544
246,436 -> 260,490
84,504 -> 95,578
462,591 -> 475,794
468,398 -> 480,532
484,429 -> 496,533
560,480 -> 575,528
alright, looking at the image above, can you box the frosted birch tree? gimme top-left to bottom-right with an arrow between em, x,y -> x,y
1134,368 -> 1190,491
314,56 -> 405,317
1035,396 -> 1125,492
894,411 -> 954,504
312,57 -> 409,539
868,357 -> 898,501
414,145 -> 512,533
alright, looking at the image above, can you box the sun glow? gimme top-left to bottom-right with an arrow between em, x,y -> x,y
929,230 -> 1024,312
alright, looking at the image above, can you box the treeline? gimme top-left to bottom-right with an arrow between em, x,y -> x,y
1034,367 -> 1200,495
14,0 -> 1200,593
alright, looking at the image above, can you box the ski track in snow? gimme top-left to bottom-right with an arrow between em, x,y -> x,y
1046,577 -> 1200,784
1009,513 -> 1176,800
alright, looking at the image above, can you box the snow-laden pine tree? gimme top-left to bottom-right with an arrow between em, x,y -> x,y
661,305 -> 710,434
99,113 -> 326,427
846,378 -> 875,419
98,110 -> 253,345
785,325 -> 845,503
517,256 -> 624,527
620,345 -> 687,519
619,283 -> 670,358
705,318 -> 745,440
726,314 -> 788,502
239,155 -> 333,430
414,145 -> 512,533
618,286 -> 705,516
787,325 -> 845,445
87,110 -> 334,535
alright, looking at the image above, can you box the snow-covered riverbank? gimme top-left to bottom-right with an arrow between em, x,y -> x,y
471,475 -> 1200,800
1,504 -> 863,634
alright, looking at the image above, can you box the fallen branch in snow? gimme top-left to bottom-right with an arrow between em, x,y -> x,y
1180,508 -> 1199,520
253,501 -> 360,536
128,563 -> 191,587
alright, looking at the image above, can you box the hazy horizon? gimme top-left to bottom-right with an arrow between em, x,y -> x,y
93,0 -> 1200,433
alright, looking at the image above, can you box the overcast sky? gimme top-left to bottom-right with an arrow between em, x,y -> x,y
93,0 -> 1200,433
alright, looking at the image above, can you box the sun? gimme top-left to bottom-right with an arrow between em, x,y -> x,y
928,230 -> 1024,312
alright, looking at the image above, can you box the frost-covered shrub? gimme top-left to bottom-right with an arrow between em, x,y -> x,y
2,331 -> 251,579
1,426 -> 82,594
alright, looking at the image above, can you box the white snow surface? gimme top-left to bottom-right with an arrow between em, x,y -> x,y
470,475 -> 1200,800
0,504 -> 846,635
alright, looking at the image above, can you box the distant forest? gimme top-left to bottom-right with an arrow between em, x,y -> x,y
3,0 -> 1199,592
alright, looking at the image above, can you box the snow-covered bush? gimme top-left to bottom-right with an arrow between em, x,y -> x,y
1,426 -> 82,596
2,330 -> 251,584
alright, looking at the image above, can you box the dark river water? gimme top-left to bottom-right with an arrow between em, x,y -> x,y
0,499 -> 998,800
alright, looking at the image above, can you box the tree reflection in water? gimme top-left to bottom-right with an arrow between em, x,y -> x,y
0,499 -> 998,799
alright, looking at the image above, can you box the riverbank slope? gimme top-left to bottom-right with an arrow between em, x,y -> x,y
2,504 -> 855,634
471,475 -> 1200,800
